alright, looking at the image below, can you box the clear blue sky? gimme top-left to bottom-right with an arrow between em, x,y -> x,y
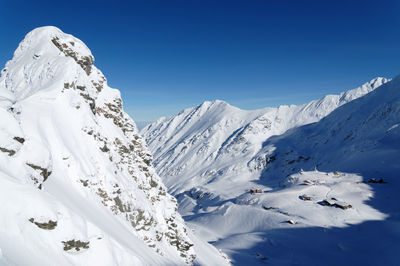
1,0 -> 400,122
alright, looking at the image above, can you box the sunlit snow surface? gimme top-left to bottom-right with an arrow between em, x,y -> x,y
143,77 -> 400,265
182,170 -> 388,265
0,27 -> 229,265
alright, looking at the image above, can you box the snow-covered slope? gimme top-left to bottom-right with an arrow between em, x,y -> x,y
0,26 -> 228,265
255,75 -> 400,184
142,77 -> 400,265
244,75 -> 400,265
142,77 -> 387,196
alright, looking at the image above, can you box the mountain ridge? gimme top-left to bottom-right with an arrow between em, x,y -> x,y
142,76 -> 388,195
142,75 -> 399,265
0,26 -> 229,265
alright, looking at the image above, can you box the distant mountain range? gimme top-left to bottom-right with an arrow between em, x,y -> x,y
142,77 -> 387,194
142,76 -> 400,265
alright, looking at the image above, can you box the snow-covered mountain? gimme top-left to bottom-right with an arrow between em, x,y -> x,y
142,77 -> 387,196
255,76 -> 400,184
0,26 -> 229,265
142,77 -> 400,265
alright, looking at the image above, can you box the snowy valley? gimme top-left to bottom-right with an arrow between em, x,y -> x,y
142,77 -> 400,265
0,25 -> 399,266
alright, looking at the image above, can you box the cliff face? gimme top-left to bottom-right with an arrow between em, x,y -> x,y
0,26 -> 227,265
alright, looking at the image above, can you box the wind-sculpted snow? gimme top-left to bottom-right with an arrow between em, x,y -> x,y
0,27 -> 229,265
142,77 -> 400,265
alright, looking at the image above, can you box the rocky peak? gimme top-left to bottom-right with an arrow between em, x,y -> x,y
0,26 -> 106,103
0,27 -> 231,265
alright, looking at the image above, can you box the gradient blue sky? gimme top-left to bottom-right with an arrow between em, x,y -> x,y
1,0 -> 400,122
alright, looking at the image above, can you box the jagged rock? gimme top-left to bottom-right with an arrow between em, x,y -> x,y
0,26 -> 228,265
62,239 -> 89,251
29,218 -> 57,230
0,147 -> 16,156
13,136 -> 25,144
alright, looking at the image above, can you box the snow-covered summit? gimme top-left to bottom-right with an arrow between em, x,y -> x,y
142,76 -> 388,195
0,26 -> 104,102
259,74 -> 400,182
13,26 -> 93,62
0,27 -> 229,265
338,76 -> 387,102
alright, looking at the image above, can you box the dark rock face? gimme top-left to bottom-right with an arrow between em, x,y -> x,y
29,218 -> 57,230
62,239 -> 90,251
0,147 -> 16,156
13,136 -> 25,144
52,37 -> 94,75
26,163 -> 52,189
